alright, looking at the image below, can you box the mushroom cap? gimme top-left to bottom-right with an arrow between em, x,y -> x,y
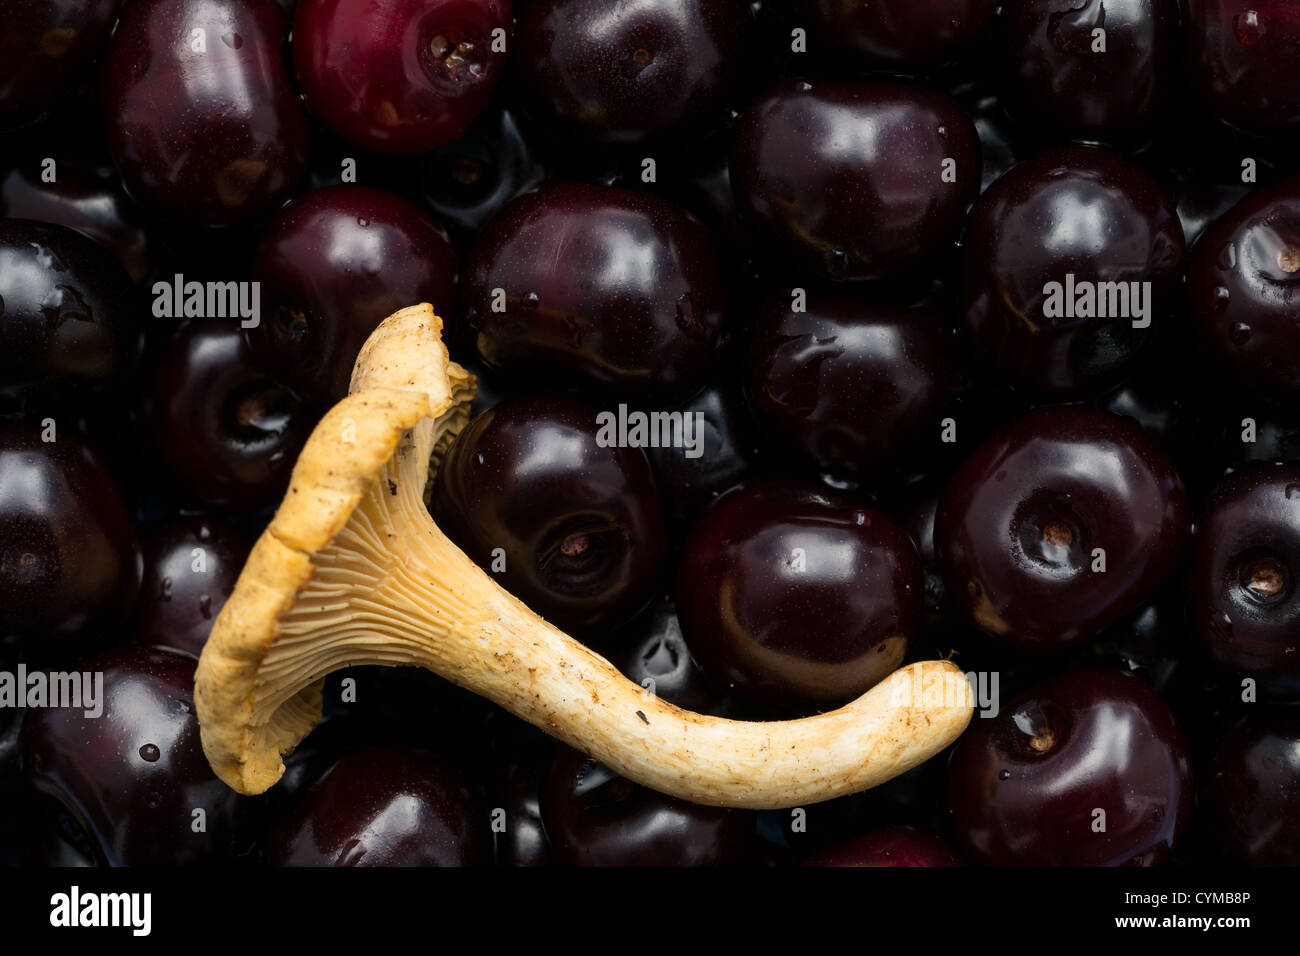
195,304 -> 472,794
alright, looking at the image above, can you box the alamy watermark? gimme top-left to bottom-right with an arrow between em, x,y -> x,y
152,273 -> 260,328
1042,273 -> 1152,329
0,664 -> 103,718
595,404 -> 705,459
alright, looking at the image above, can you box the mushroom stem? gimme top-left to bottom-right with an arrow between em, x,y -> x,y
195,304 -> 974,807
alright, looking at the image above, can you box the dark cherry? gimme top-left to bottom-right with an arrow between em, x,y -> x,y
147,320 -> 316,511
963,90 -> 1024,195
645,379 -> 760,533
676,477 -> 922,709
1186,1 -> 1300,135
1202,708 -> 1300,865
0,0 -> 120,130
1187,172 -> 1300,399
802,826 -> 963,867
22,645 -> 249,866
730,78 -> 981,283
947,667 -> 1192,865
430,394 -> 666,635
1,161 -> 151,283
605,596 -> 734,716
514,0 -> 746,145
936,406 -> 1188,651
292,0 -> 512,154
248,185 -> 459,405
268,746 -> 491,866
1189,464 -> 1300,677
462,182 -> 726,397
133,515 -> 252,658
747,290 -> 949,482
0,421 -> 141,637
797,0 -> 996,67
421,106 -> 549,244
1175,178 -> 1253,248
539,744 -> 753,866
0,218 -> 142,400
996,0 -> 1179,145
961,147 -> 1185,397
102,0 -> 310,226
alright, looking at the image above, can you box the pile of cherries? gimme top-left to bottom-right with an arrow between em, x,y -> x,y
2,0 -> 1299,868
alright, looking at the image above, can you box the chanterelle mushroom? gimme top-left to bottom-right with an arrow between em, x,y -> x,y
195,303 -> 974,808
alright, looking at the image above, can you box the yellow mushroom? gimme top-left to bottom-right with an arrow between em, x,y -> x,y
194,303 -> 974,808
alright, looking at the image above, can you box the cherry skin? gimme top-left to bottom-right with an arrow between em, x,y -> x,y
1202,708 -> 1300,865
1185,1 -> 1300,135
797,0 -> 995,67
462,182 -> 727,397
0,421 -> 141,637
513,0 -> 746,145
961,147 -> 1185,397
676,477 -> 922,709
1,162 -> 151,284
248,185 -> 459,405
802,826 -> 963,867
936,406 -> 1188,651
292,0 -> 512,154
539,744 -> 754,866
102,0 -> 310,226
1189,463 -> 1300,678
0,219 -> 142,401
0,0 -> 121,130
1187,172 -> 1300,399
21,645 -> 250,866
268,746 -> 491,866
947,667 -> 1192,866
484,740 -> 552,867
147,320 -> 316,511
730,78 -> 981,282
430,394 -> 667,635
747,290 -> 949,483
132,515 -> 252,659
996,0 -> 1180,146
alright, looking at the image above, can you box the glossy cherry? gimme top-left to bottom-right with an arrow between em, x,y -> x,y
961,147 -> 1185,397
747,290 -> 949,482
462,182 -> 727,397
22,645 -> 250,866
1202,708 -> 1300,865
797,0 -> 995,67
0,0 -> 121,130
936,406 -> 1188,651
102,0 -> 310,226
802,826 -> 963,867
420,106 -> 549,243
1,161 -> 151,283
430,394 -> 666,635
292,0 -> 512,154
1188,172 -> 1300,399
1186,1 -> 1300,135
539,744 -> 754,866
248,185 -> 459,405
1189,464 -> 1300,677
513,0 -> 746,145
147,320 -> 316,511
132,515 -> 252,659
730,78 -> 981,282
996,0 -> 1179,145
947,667 -> 1192,866
0,219 -> 142,401
268,746 -> 491,866
485,739 -> 552,867
676,478 -> 922,709
0,421 -> 141,637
